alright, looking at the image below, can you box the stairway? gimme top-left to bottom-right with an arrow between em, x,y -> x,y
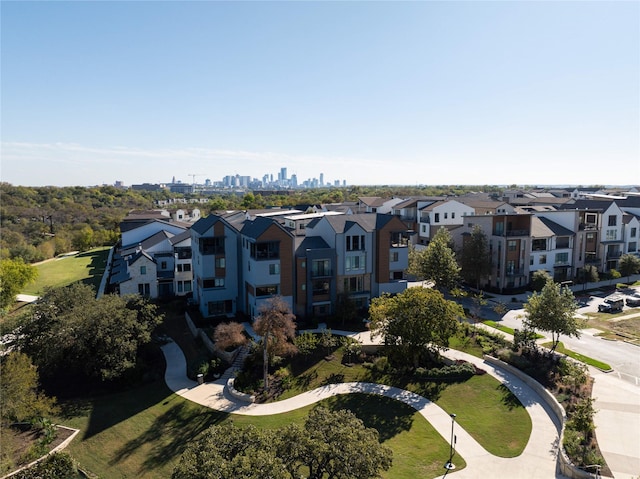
220,344 -> 250,381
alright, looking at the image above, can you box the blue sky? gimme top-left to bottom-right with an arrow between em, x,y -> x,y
1,1 -> 638,187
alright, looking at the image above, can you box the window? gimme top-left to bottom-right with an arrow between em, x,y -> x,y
530,256 -> 534,266
434,213 -> 440,223
631,227 -> 637,238
177,281 -> 183,293
346,235 -> 365,251
250,241 -> 279,260
508,240 -> 517,252
199,237 -> 225,255
532,239 -> 546,251
585,213 -> 597,224
139,265 -> 147,275
390,232 -> 408,247
215,257 -> 225,268
203,278 -> 225,288
312,280 -> 330,295
629,242 -> 637,253
540,254 -> 547,264
390,252 -> 399,262
207,300 -> 232,316
160,261 -> 167,269
256,285 -> 279,296
608,215 -> 617,226
555,252 -> 569,265
311,259 -> 331,277
343,276 -> 364,293
269,263 -> 280,275
176,247 -> 191,259
444,212 -> 448,219
421,225 -> 426,233
391,271 -> 403,280
177,263 -> 191,272
138,283 -> 150,296
506,260 -> 515,275
606,229 -> 618,241
556,237 -> 570,249
345,255 -> 365,271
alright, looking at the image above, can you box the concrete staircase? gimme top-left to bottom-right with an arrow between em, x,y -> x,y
220,344 -> 250,381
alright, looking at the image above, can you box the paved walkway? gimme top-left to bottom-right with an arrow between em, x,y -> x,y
161,340 -> 568,479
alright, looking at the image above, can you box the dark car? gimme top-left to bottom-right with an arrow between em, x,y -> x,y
598,296 -> 624,313
626,293 -> 640,307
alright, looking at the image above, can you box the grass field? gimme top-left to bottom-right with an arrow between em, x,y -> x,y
22,248 -> 110,295
58,381 -> 463,479
541,341 -> 612,371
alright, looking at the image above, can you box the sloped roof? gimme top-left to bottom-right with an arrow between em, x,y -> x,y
295,236 -> 332,256
241,216 -> 293,240
122,230 -> 173,251
531,217 -> 574,238
169,229 -> 192,245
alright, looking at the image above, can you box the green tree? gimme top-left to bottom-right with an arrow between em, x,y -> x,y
253,296 -> 297,389
0,352 -> 57,424
531,269 -> 552,292
580,265 -> 599,284
618,253 -> 640,282
0,258 -> 38,310
173,408 -> 392,479
460,225 -> 492,289
567,397 -> 597,464
14,283 -> 163,382
408,228 -> 460,291
523,278 -> 581,351
278,407 -> 393,479
369,287 -> 462,368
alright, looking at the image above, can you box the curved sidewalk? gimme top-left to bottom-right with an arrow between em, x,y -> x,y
162,341 -> 567,479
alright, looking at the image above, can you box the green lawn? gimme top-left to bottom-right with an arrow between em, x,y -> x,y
258,347 -> 530,458
541,342 -> 612,371
482,320 -> 544,339
57,381 -> 461,479
22,248 -> 110,295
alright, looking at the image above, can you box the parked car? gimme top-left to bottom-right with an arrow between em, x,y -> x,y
625,292 -> 640,307
598,295 -> 624,313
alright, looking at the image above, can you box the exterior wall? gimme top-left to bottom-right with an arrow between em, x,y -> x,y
303,248 -> 336,318
374,216 -> 409,296
120,255 -> 158,298
192,219 -> 239,318
430,200 -> 473,227
241,223 -> 294,319
625,217 -> 639,254
174,238 -> 193,296
601,203 -> 625,271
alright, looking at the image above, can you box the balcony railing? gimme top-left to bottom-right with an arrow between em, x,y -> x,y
606,252 -> 622,260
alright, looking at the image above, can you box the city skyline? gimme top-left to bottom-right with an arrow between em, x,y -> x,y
1,1 -> 638,187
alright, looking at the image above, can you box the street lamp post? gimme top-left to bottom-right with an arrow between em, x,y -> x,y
444,413 -> 456,470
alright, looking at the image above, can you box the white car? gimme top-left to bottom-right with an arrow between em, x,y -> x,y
626,292 -> 640,307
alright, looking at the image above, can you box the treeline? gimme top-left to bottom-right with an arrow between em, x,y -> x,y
0,183 -> 503,263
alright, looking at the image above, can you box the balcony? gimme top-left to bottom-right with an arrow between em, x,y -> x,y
579,223 -> 598,231
505,269 -> 525,277
606,251 -> 622,260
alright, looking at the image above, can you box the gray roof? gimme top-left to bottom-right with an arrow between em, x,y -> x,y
295,236 -> 332,256
532,217 -> 574,238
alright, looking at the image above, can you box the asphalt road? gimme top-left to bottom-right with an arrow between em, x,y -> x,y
496,291 -> 640,386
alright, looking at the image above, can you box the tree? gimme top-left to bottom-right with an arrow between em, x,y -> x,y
213,321 -> 248,351
253,296 -> 297,389
408,227 -> 460,291
0,352 -> 57,424
460,225 -> 492,290
172,408 -> 393,479
567,397 -> 597,465
531,269 -> 552,292
172,423 -> 287,479
278,407 -> 393,479
369,287 -> 462,368
0,258 -> 38,310
618,253 -> 640,282
14,283 -> 163,382
523,278 -> 581,351
580,265 -> 599,284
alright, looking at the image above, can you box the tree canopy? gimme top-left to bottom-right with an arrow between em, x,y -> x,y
618,253 -> 640,282
523,278 -> 581,351
172,407 -> 392,479
253,296 -> 297,389
0,351 -> 57,424
369,286 -> 462,368
0,258 -> 38,310
408,227 -> 460,291
459,225 -> 491,290
13,283 -> 163,383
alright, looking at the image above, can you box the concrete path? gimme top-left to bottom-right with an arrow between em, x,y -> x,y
161,341 -> 567,479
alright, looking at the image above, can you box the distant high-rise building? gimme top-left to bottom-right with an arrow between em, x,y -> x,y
291,174 -> 298,187
281,167 -> 287,181
319,173 -> 324,186
343,180 -> 346,187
